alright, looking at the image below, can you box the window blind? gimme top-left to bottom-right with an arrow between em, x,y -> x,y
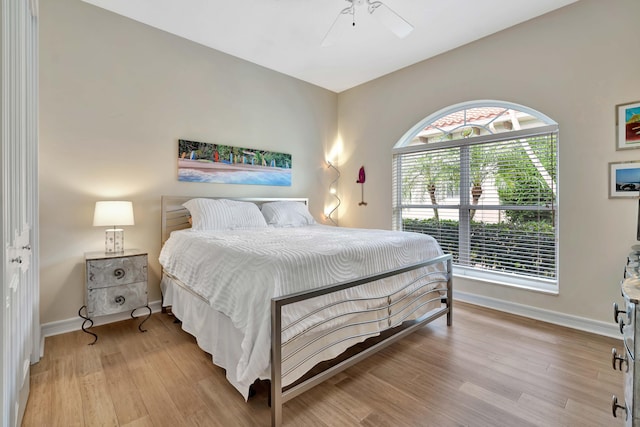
393,131 -> 557,281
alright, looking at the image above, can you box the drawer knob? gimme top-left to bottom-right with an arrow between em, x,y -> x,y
114,295 -> 126,305
614,302 -> 625,324
619,317 -> 626,335
612,395 -> 628,420
612,348 -> 628,371
113,268 -> 126,279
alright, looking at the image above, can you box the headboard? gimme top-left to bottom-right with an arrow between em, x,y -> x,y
160,196 -> 309,245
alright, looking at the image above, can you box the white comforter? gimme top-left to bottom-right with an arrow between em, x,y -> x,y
159,225 -> 444,388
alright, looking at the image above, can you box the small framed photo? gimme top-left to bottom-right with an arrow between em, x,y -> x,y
610,161 -> 640,198
616,100 -> 640,150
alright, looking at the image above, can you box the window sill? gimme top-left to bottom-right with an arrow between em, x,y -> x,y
453,265 -> 559,295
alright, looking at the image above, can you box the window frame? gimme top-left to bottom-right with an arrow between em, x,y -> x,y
392,100 -> 559,292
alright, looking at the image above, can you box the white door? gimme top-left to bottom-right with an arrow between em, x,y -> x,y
1,0 -> 40,425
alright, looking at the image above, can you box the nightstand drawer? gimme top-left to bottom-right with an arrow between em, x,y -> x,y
87,254 -> 147,289
87,281 -> 147,317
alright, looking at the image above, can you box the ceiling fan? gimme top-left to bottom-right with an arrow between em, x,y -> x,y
321,0 -> 414,47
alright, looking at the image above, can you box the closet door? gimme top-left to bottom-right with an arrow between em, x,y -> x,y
1,0 -> 40,426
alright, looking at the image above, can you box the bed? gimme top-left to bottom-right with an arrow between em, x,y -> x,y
159,196 -> 453,426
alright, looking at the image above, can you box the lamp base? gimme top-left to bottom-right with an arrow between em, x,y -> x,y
105,228 -> 124,254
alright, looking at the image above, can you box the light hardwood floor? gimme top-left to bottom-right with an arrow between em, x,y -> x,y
23,302 -> 624,426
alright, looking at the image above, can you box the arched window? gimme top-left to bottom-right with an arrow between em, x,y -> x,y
392,100 -> 558,291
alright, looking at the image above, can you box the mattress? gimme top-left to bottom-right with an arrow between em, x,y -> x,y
159,224 -> 447,398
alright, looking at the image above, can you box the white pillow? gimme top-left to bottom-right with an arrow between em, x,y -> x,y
261,201 -> 315,227
183,198 -> 267,231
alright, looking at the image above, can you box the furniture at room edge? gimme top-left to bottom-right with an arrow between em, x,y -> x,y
612,248 -> 640,425
79,249 -> 151,344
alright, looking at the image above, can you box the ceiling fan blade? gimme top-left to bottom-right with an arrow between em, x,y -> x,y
368,1 -> 413,39
321,5 -> 353,47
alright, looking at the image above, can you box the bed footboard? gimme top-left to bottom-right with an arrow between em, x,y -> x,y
270,254 -> 453,426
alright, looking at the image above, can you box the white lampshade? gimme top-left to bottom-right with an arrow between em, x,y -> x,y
93,201 -> 134,254
93,201 -> 135,227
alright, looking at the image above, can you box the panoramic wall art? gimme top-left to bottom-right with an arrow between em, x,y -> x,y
178,139 -> 292,186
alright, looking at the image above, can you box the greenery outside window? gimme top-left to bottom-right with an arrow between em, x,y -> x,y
392,101 -> 558,292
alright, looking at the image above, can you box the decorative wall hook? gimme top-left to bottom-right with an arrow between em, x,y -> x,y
356,166 -> 367,206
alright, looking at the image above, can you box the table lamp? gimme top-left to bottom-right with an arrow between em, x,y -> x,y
93,201 -> 135,254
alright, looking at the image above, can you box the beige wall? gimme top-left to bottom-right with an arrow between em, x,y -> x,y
337,0 -> 640,323
39,0 -> 338,324
40,0 -> 640,328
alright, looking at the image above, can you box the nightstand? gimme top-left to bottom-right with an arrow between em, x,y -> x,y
79,249 -> 151,344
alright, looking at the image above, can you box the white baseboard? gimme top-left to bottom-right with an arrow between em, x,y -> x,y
40,295 -> 619,346
41,300 -> 163,338
454,290 -> 620,339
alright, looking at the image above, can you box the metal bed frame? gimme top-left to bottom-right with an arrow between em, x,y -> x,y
160,196 -> 453,427
271,255 -> 452,426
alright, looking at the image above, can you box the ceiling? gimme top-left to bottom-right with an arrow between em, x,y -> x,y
81,0 -> 579,93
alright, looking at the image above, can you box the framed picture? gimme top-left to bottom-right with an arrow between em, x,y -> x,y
610,161 -> 640,198
177,139 -> 292,186
616,100 -> 640,150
